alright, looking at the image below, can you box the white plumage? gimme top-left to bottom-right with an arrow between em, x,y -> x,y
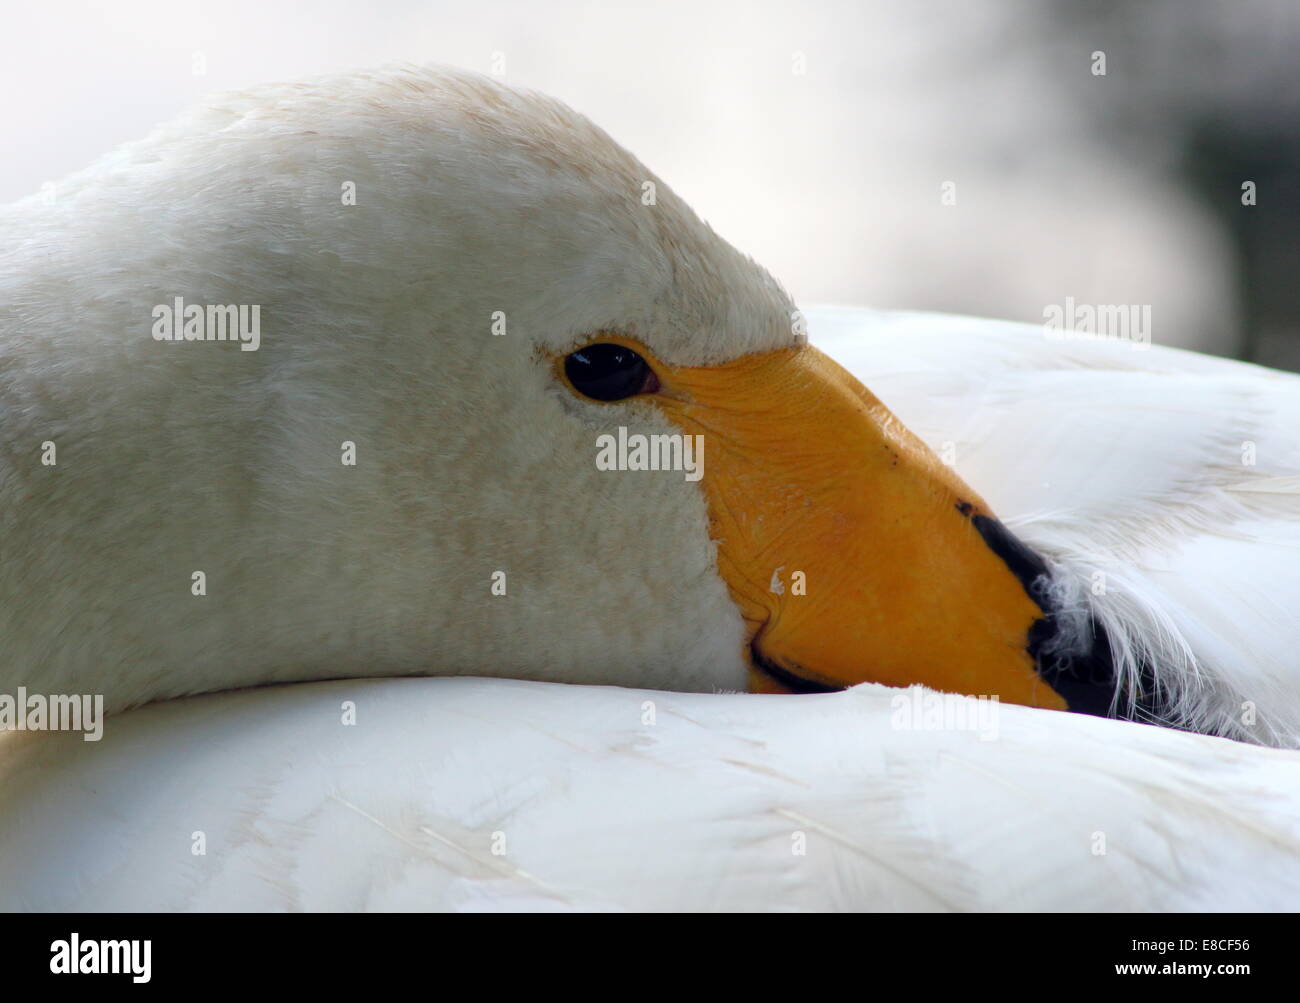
2,674 -> 1298,911
4,304 -> 1300,911
815,308 -> 1300,745
2,65 -> 1300,911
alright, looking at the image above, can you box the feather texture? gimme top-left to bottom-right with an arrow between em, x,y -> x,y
2,677 -> 1298,912
813,307 -> 1300,745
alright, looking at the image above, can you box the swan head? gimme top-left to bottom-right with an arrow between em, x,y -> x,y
2,65 -> 1069,712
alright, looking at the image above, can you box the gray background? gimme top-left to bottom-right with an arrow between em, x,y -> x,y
6,0 -> 1297,368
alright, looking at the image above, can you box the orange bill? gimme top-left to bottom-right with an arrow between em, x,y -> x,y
642,340 -> 1068,709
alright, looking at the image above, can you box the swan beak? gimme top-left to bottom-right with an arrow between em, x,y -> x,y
653,344 -> 1068,710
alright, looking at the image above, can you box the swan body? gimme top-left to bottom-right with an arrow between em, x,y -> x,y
1,676 -> 1297,912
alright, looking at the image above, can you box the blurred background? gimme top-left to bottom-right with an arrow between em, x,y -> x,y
5,0 -> 1298,367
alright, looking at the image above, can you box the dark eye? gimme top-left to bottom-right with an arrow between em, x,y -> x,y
564,343 -> 660,401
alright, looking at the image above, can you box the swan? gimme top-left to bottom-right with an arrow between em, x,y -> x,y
1,65 -> 1299,911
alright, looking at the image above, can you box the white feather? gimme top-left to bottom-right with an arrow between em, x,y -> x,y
2,677 -> 1298,912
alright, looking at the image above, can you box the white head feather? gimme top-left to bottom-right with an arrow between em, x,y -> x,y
0,65 -> 797,710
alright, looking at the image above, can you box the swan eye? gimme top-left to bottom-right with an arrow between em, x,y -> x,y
564,343 -> 660,401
